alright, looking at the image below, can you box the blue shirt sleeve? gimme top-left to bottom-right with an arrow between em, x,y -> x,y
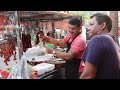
82,36 -> 105,67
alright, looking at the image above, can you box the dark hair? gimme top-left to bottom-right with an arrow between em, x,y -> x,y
90,13 -> 112,32
69,17 -> 82,27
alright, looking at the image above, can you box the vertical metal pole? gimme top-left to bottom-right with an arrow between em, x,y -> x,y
110,11 -> 119,45
15,11 -> 23,60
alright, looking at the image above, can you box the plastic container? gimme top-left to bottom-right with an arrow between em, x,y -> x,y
1,71 -> 10,78
32,63 -> 55,76
45,43 -> 54,48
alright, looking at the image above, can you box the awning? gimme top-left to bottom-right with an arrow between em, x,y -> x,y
19,11 -> 74,21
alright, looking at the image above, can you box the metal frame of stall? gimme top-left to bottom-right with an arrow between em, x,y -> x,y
0,11 -> 76,62
0,11 -> 76,79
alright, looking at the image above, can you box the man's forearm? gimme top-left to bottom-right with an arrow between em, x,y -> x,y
80,74 -> 93,79
54,50 -> 73,60
48,37 -> 59,46
80,71 -> 95,79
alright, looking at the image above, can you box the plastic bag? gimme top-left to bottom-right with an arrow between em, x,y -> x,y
7,55 -> 37,79
25,46 -> 46,57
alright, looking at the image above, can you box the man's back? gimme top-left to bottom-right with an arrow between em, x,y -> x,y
82,35 -> 120,79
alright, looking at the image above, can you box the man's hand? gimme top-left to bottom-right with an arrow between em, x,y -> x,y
41,36 -> 49,43
45,47 -> 54,54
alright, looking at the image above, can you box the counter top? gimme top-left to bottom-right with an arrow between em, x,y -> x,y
36,59 -> 66,79
37,68 -> 65,79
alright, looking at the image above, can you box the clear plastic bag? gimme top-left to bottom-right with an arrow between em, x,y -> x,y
7,55 -> 37,79
25,46 -> 46,57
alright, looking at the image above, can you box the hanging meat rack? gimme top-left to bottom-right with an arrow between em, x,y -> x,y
0,11 -> 76,66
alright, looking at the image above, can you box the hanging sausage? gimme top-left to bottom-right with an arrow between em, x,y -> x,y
22,32 -> 27,52
22,27 -> 32,52
0,13 -> 19,66
35,32 -> 40,45
1,37 -> 17,66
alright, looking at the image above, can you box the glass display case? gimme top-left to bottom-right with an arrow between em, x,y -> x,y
0,11 -> 73,69
0,11 -> 22,69
0,11 -> 72,79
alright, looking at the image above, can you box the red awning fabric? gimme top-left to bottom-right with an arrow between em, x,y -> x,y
61,20 -> 69,30
54,20 -> 69,30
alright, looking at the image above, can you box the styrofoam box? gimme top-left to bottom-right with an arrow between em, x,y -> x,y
32,63 -> 55,76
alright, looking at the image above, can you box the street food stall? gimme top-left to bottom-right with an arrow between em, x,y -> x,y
0,11 -> 74,79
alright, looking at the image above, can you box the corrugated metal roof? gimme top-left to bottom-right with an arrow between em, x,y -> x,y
0,11 -> 74,20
